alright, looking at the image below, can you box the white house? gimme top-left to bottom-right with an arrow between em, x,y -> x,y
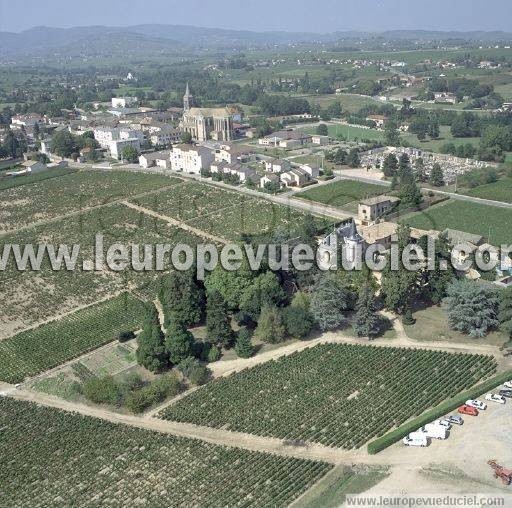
139,150 -> 171,169
299,164 -> 320,178
170,145 -> 214,174
111,97 -> 138,109
264,158 -> 291,173
260,173 -> 281,189
109,138 -> 141,159
280,168 -> 310,188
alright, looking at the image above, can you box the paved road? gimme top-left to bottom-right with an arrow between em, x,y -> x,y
72,162 -> 353,221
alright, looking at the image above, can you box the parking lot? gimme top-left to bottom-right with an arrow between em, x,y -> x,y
372,394 -> 512,497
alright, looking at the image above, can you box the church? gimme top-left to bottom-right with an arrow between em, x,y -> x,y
180,84 -> 234,142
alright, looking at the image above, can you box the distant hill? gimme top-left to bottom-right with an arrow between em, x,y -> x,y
1,25 -> 511,58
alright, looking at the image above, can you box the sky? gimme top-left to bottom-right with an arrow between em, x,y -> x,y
1,0 -> 511,34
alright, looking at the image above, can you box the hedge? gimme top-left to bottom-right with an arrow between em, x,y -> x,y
367,369 -> 512,455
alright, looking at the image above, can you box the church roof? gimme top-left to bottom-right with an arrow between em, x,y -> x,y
187,107 -> 231,118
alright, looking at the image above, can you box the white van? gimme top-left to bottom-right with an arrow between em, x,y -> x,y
403,432 -> 428,447
420,423 -> 448,440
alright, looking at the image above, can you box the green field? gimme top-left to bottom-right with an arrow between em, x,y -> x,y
0,397 -> 332,507
160,343 -> 496,448
402,125 -> 481,152
462,177 -> 512,203
401,199 -> 512,246
296,179 -> 389,208
0,293 -> 146,383
301,123 -> 385,142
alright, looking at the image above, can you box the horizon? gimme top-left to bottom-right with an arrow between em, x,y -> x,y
1,0 -> 512,34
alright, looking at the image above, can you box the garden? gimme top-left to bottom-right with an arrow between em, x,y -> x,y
161,343 -> 497,448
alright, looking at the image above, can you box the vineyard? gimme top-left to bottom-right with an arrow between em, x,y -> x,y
0,203 -> 202,336
0,398 -> 332,507
160,343 -> 497,448
0,169 -> 180,232
0,293 -> 146,383
131,180 -> 247,221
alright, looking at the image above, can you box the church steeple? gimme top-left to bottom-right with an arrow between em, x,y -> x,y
183,82 -> 194,112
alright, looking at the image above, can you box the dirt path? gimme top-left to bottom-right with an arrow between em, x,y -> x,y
154,298 -> 166,334
121,200 -> 229,245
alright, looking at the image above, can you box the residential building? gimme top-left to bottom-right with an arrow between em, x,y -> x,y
366,115 -> 387,128
259,129 -> 312,147
264,158 -> 291,173
280,167 -> 310,187
93,127 -> 144,151
317,219 -> 365,269
358,195 -> 400,225
109,138 -> 141,159
260,173 -> 281,189
215,142 -> 255,164
11,114 -> 42,129
299,164 -> 320,179
111,97 -> 138,109
139,150 -> 171,169
434,92 -> 457,104
311,135 -> 330,145
170,144 -> 214,174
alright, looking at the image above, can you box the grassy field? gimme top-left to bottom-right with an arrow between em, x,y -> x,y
0,397 -> 332,507
404,304 -> 509,348
296,179 -> 388,208
462,177 -> 512,203
301,123 -> 385,142
400,199 -> 512,246
160,343 -> 496,448
0,293 -> 146,383
402,125 -> 480,152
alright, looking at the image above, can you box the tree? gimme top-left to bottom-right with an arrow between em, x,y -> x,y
398,153 -> 410,173
121,145 -> 139,163
165,320 -> 195,365
429,163 -> 444,187
380,225 -> 418,314
2,130 -> 24,158
136,304 -> 168,372
291,291 -> 310,312
83,376 -> 122,405
316,123 -> 329,136
205,258 -> 254,311
382,153 -> 398,177
254,304 -> 286,343
160,270 -> 205,327
310,272 -> 355,331
206,290 -> 234,348
239,271 -> 286,322
51,131 -> 78,158
384,119 -> 400,146
181,132 -> 193,144
353,284 -> 382,339
347,148 -> 360,168
415,158 -> 426,182
498,287 -> 512,339
445,279 -> 500,337
282,305 -> 313,338
235,327 -> 255,358
398,178 -> 422,208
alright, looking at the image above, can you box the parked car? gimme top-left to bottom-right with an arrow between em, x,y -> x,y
465,399 -> 487,410
446,415 -> 464,425
420,424 -> 448,440
458,405 -> 479,416
485,393 -> 506,404
434,419 -> 452,429
499,389 -> 512,398
503,381 -> 512,389
403,432 -> 428,447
